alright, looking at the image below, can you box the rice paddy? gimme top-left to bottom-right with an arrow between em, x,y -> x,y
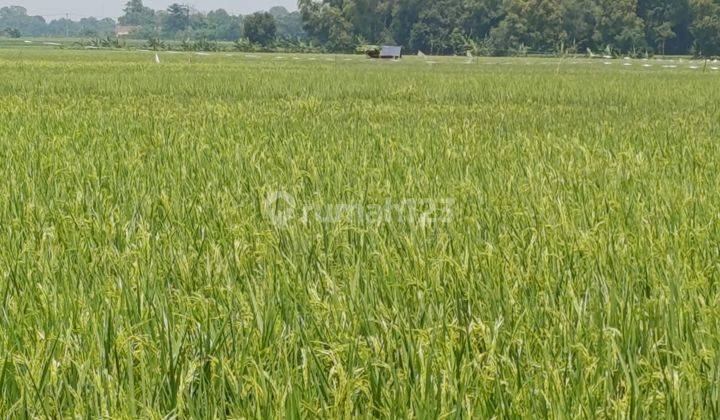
0,47 -> 719,417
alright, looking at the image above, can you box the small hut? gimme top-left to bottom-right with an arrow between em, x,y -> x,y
115,25 -> 138,37
380,46 -> 402,59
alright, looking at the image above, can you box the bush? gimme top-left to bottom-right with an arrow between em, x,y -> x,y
3,28 -> 21,38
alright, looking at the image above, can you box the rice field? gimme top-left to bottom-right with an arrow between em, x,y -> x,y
0,48 -> 719,418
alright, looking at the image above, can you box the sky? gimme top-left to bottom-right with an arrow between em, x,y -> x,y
0,0 -> 298,20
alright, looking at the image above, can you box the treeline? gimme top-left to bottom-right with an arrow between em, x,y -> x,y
2,0 -> 720,56
0,3 -> 304,43
299,0 -> 720,56
117,1 -> 304,42
0,6 -> 116,38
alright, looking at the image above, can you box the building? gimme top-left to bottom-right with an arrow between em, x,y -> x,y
380,46 -> 402,59
115,26 -> 138,37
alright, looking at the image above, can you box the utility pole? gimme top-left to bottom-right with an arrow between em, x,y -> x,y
65,13 -> 69,38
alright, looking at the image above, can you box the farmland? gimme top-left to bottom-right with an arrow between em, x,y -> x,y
0,48 -> 719,417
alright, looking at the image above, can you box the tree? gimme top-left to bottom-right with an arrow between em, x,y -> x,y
593,0 -> 647,53
0,6 -> 48,37
408,0 -> 461,54
119,0 -> 155,26
294,0 -> 707,55
490,0 -> 569,53
389,0 -> 423,47
243,12 -> 277,46
344,0 -> 388,42
639,0 -> 692,54
0,0 -> 710,55
47,18 -> 79,37
269,7 -> 306,39
3,27 -> 21,38
690,0 -> 720,56
78,17 -> 116,38
654,21 -> 676,54
163,4 -> 190,37
203,9 -> 242,40
560,0 -> 599,51
299,0 -> 356,50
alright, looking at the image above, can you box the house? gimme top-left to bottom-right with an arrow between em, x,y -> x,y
380,46 -> 402,59
115,25 -> 137,37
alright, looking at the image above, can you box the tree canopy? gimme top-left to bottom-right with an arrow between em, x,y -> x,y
298,0 -> 720,55
244,12 -> 278,46
0,2 -> 304,44
1,1 -> 719,56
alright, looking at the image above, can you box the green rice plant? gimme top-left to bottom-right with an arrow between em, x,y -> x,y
0,48 -> 718,418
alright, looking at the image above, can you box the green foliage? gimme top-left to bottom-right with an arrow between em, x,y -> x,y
0,6 -> 46,37
146,36 -> 166,51
639,0 -> 693,54
119,0 -> 156,27
593,0 -> 647,52
297,0 -> 705,55
0,0 -> 714,55
92,36 -> 123,48
2,27 -> 20,38
243,12 -> 277,46
0,49 -> 719,417
269,6 -> 306,40
162,3 -> 190,38
0,7 -> 116,38
689,0 -> 720,56
202,9 -> 243,41
191,38 -> 220,52
357,44 -> 380,57
299,1 -> 356,51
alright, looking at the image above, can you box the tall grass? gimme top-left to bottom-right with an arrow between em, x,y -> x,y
0,49 -> 719,417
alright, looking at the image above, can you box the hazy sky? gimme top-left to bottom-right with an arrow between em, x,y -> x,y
0,0 -> 297,19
